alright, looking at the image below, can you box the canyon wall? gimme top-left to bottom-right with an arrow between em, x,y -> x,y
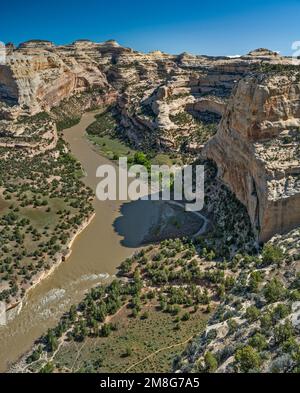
0,40 -> 299,241
204,72 -> 300,242
0,42 -> 288,150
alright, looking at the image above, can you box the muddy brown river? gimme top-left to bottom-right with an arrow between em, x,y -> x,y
0,110 -> 204,372
0,111 -> 159,371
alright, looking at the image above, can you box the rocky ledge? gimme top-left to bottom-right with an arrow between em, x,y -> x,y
204,70 -> 300,242
0,40 -> 299,241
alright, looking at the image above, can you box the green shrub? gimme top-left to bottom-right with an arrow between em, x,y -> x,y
261,244 -> 284,267
274,321 -> 295,344
264,278 -> 286,303
235,345 -> 261,373
204,351 -> 218,373
248,333 -> 268,351
245,305 -> 260,322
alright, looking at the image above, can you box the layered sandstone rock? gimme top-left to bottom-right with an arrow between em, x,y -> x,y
0,40 -> 111,117
204,72 -> 300,242
0,40 -> 299,240
0,41 -> 290,149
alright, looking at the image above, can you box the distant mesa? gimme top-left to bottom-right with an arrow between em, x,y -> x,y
148,50 -> 166,56
72,39 -> 96,47
18,39 -> 54,49
103,40 -> 121,47
246,48 -> 280,57
16,38 -> 123,50
177,52 -> 196,61
179,51 -> 194,57
70,39 -> 121,48
73,39 -> 93,44
74,39 -> 93,42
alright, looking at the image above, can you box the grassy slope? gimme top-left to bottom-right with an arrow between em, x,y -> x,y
53,302 -> 208,373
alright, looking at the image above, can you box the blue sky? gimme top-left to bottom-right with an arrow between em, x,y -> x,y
1,0 -> 299,55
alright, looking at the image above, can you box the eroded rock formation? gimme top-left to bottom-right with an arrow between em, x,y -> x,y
0,39 -> 299,241
204,72 -> 300,242
0,41 -> 288,149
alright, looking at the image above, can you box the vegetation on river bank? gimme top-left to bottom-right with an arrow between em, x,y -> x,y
86,107 -> 184,166
0,128 -> 94,306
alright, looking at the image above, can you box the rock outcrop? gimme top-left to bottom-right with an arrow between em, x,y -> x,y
0,39 -> 299,241
0,40 -> 110,117
204,71 -> 300,242
0,40 -> 291,149
175,227 -> 300,373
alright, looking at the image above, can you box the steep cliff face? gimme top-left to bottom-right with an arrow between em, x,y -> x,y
0,40 -> 299,241
113,49 -> 293,151
204,71 -> 300,242
0,40 -> 110,117
0,41 -> 289,150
